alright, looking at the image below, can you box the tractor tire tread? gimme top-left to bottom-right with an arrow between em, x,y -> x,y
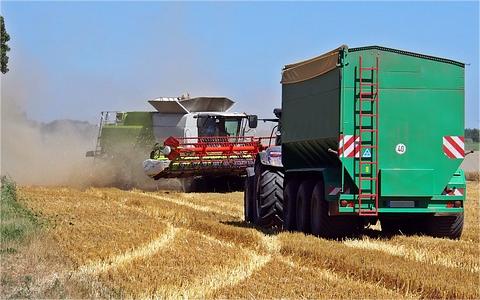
255,168 -> 284,227
426,213 -> 464,239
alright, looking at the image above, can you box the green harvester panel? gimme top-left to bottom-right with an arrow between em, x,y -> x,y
100,112 -> 154,155
282,45 -> 465,198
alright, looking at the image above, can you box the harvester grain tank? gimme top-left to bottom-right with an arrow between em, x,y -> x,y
245,45 -> 467,239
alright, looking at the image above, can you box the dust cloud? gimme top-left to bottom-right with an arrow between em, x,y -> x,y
0,95 -> 170,189
1,94 -> 98,186
0,82 -> 180,189
0,51 -> 101,187
0,9 -> 267,189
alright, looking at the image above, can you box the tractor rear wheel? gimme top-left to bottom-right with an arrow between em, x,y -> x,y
311,180 -> 359,238
425,213 -> 464,239
244,176 -> 255,223
295,179 -> 316,233
283,177 -> 300,231
254,167 -> 284,228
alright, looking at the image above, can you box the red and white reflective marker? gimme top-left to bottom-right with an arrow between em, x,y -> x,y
443,136 -> 465,159
338,135 -> 360,158
442,187 -> 464,196
328,187 -> 342,195
328,186 -> 350,196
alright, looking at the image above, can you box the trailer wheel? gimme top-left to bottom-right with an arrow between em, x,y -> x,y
244,176 -> 255,223
381,216 -> 426,236
380,218 -> 403,235
296,179 -> 316,233
284,178 -> 300,231
254,167 -> 284,227
311,180 -> 359,238
426,213 -> 464,239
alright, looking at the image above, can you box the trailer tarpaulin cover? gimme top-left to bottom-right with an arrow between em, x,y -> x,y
281,45 -> 346,84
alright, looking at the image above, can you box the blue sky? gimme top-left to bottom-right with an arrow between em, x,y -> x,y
1,1 -> 479,127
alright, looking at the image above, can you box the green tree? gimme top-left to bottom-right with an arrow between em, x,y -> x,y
1,16 -> 10,74
465,128 -> 479,142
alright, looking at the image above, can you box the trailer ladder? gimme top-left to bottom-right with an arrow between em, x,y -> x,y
357,56 -> 379,216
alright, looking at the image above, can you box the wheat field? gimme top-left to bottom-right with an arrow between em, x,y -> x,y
2,182 -> 479,299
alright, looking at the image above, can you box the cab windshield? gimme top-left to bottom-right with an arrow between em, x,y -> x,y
197,116 -> 242,137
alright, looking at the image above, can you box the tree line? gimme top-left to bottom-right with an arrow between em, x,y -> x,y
465,128 -> 479,142
1,15 -> 10,74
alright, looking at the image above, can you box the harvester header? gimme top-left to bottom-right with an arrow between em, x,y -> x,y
145,135 -> 272,179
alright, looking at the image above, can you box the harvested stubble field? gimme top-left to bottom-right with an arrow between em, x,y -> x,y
1,182 -> 479,299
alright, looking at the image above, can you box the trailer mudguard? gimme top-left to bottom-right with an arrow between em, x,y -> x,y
257,146 -> 283,168
322,168 -> 344,202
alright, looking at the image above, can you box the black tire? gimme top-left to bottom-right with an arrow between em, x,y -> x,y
425,213 -> 464,239
311,180 -> 359,239
284,177 -> 300,231
180,178 -> 195,192
180,177 -> 206,193
244,176 -> 255,223
296,179 -> 316,233
380,217 -> 403,235
253,167 -> 284,227
380,215 -> 427,236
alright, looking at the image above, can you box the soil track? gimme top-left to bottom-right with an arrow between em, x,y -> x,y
4,182 -> 479,298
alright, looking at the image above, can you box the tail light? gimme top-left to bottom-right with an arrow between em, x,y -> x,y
340,201 -> 355,208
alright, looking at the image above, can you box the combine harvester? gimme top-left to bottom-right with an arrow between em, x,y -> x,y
245,45 -> 468,239
141,95 -> 273,191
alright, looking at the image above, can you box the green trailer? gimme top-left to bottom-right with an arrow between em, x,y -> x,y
246,45 -> 467,239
